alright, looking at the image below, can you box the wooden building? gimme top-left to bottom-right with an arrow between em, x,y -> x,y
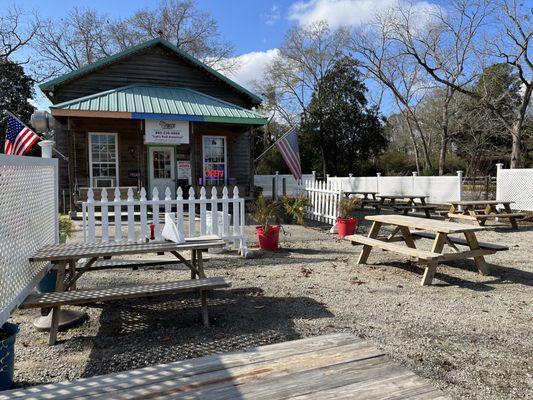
40,38 -> 267,209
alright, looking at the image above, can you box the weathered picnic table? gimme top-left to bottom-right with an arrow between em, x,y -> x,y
22,237 -> 231,345
447,200 -> 526,229
346,214 -> 506,285
343,191 -> 381,211
0,333 -> 448,399
377,194 -> 436,218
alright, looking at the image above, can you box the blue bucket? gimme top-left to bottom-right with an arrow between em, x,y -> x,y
0,322 -> 19,391
37,270 -> 57,293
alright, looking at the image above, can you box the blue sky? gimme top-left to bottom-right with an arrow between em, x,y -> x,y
3,0 -> 451,114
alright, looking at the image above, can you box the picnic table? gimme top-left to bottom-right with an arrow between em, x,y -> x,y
0,333 -> 447,399
23,237 -> 230,345
377,194 -> 436,218
346,214 -> 506,285
343,191 -> 381,211
447,200 -> 526,229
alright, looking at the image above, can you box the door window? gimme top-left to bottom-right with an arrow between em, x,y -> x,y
152,150 -> 172,179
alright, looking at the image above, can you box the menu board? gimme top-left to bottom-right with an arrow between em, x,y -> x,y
177,160 -> 192,184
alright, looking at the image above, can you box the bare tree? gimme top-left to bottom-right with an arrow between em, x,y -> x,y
0,5 -> 38,65
33,1 -> 236,79
351,11 -> 434,172
256,21 -> 349,176
393,0 -> 531,168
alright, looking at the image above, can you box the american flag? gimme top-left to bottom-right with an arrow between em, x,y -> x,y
276,127 -> 302,180
4,112 -> 40,155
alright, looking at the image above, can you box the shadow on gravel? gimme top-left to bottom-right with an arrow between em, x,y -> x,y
79,287 -> 334,380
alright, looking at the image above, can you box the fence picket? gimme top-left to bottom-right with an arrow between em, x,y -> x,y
114,187 -> 122,241
210,187 -> 218,236
199,187 -> 207,235
164,187 -> 172,215
152,187 -> 161,240
232,187 -> 239,238
140,188 -> 147,241
188,187 -> 196,237
222,187 -> 229,236
127,188 -> 135,242
101,188 -> 109,242
176,187 -> 184,234
87,188 -> 95,243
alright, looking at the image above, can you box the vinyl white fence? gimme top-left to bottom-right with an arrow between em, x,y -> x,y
328,172 -> 463,204
496,164 -> 533,211
0,155 -> 58,326
299,180 -> 342,225
254,173 -> 315,198
82,186 -> 248,256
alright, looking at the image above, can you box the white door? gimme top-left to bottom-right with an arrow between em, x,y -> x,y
149,146 -> 176,198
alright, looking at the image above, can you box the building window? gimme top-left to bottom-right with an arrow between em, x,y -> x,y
89,133 -> 118,187
203,136 -> 226,186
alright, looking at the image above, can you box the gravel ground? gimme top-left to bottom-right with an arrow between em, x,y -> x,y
9,213 -> 533,399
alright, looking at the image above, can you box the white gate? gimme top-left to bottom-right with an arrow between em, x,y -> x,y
0,155 -> 58,325
82,185 -> 248,256
299,180 -> 342,225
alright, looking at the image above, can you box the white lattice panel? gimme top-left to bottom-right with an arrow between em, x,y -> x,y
0,155 -> 58,325
497,168 -> 533,211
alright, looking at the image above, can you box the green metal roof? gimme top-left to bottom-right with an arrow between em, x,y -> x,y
40,37 -> 262,105
51,85 -> 268,125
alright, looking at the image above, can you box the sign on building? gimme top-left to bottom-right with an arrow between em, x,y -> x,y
145,120 -> 189,145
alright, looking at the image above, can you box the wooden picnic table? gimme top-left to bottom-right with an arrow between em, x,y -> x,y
447,200 -> 526,229
377,195 -> 435,218
0,333 -> 447,399
343,191 -> 381,211
25,237 -> 227,345
346,214 -> 501,285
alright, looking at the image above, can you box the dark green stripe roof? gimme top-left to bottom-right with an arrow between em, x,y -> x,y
52,85 -> 268,125
40,37 -> 262,105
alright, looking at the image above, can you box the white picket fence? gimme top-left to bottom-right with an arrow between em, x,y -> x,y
496,164 -> 533,211
82,186 -> 248,256
299,180 -> 342,225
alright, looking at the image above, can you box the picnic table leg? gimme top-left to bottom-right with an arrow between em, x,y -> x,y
464,232 -> 490,275
68,260 -> 76,291
190,250 -> 197,279
200,291 -> 209,327
421,233 -> 446,286
49,261 -> 66,345
357,222 -> 382,264
503,203 -> 519,229
419,197 -> 431,218
197,249 -> 206,278
399,227 -> 416,248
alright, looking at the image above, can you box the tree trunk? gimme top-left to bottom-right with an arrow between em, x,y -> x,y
510,122 -> 521,169
404,114 -> 420,174
438,135 -> 447,176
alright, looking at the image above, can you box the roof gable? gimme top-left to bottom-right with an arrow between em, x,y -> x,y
40,38 -> 262,106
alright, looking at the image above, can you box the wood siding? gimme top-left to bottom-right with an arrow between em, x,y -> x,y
49,45 -> 254,109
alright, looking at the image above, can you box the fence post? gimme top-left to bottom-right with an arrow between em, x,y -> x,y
495,163 -> 503,201
312,170 -> 316,182
456,171 -> 463,210
38,140 -> 54,159
282,177 -> 286,196
376,172 -> 381,193
412,171 -> 418,196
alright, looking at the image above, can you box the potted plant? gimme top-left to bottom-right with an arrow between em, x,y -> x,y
38,215 -> 73,293
251,195 -> 282,251
336,197 -> 361,238
0,322 -> 19,390
281,195 -> 310,224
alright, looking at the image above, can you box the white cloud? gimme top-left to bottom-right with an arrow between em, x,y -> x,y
223,49 -> 280,90
288,0 -> 440,28
264,4 -> 281,25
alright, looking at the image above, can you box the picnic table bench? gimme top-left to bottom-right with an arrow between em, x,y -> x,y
346,215 -> 503,285
343,191 -> 381,211
377,195 -> 436,218
0,333 -> 448,399
447,200 -> 526,229
23,237 -> 231,345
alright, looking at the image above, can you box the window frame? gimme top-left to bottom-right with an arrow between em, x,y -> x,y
88,132 -> 119,187
202,135 -> 227,187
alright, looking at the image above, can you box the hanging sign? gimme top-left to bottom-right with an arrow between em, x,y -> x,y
144,120 -> 189,145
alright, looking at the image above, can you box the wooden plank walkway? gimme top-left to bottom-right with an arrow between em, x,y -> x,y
1,333 -> 448,399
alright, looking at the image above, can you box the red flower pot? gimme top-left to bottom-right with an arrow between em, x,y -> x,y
336,217 -> 358,238
256,225 -> 281,251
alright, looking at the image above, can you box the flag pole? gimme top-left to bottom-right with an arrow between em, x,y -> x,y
254,126 -> 296,163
